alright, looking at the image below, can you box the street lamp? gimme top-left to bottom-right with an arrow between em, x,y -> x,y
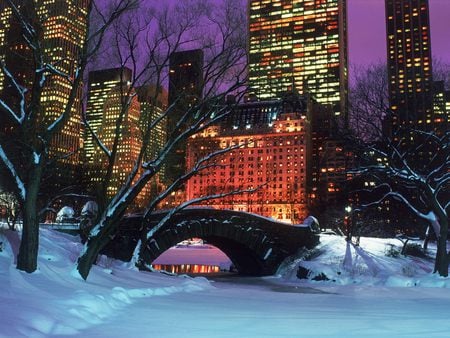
344,205 -> 353,241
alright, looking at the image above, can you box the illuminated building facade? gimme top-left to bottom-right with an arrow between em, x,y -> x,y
0,1 -> 89,185
84,68 -> 132,164
248,0 -> 348,117
186,95 -> 311,224
89,80 -> 149,208
385,0 -> 434,130
432,81 -> 449,133
166,49 -> 204,183
136,85 -> 168,164
309,103 -> 351,207
136,84 -> 168,200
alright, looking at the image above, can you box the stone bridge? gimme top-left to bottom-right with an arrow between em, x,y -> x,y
104,208 -> 319,276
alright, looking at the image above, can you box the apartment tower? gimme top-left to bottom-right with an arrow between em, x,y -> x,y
84,67 -> 133,164
248,0 -> 348,118
166,49 -> 204,183
385,0 -> 434,130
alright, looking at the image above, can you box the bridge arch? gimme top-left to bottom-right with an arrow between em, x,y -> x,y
138,208 -> 319,276
104,208 -> 319,276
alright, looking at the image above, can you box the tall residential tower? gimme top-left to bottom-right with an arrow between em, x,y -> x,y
166,49 -> 204,183
84,67 -> 133,164
248,0 -> 348,118
385,0 -> 434,130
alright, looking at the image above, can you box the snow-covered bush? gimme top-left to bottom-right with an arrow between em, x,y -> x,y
385,243 -> 400,258
80,201 -> 98,220
56,206 -> 75,223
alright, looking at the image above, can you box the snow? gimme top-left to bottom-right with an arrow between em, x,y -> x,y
1,229 -> 450,337
56,206 -> 75,223
33,151 -> 40,165
263,247 -> 272,260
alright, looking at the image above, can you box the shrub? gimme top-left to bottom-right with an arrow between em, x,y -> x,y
385,243 -> 400,257
402,243 -> 426,258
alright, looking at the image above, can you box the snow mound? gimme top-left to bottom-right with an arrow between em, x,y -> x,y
278,235 -> 449,288
0,229 -> 213,337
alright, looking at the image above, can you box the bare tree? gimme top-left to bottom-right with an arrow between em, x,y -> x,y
349,63 -> 389,142
433,57 -> 450,90
0,0 -> 138,273
348,61 -> 450,276
349,129 -> 449,276
76,0 -> 248,279
349,60 -> 450,141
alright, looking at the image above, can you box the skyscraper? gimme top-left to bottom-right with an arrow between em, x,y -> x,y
136,84 -> 168,164
136,84 -> 168,200
84,67 -> 132,164
166,49 -> 204,183
0,1 -> 89,185
248,0 -> 348,117
385,0 -> 434,130
85,67 -> 150,208
89,81 -> 147,208
432,80 -> 450,132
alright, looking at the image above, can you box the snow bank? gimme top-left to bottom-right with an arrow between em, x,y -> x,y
278,234 -> 449,288
0,229 -> 213,337
1,229 -> 450,337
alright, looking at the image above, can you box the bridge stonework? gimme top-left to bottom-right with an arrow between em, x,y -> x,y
106,208 -> 319,276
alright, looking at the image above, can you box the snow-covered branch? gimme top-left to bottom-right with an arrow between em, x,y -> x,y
81,111 -> 112,158
0,145 -> 25,201
144,184 -> 265,242
38,63 -> 73,85
0,60 -> 27,123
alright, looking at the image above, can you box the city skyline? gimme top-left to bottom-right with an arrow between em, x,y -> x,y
0,0 -> 449,286
119,0 -> 450,68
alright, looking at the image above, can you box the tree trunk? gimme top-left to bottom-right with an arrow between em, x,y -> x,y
423,226 -> 431,252
434,236 -> 449,277
77,231 -> 105,280
77,215 -> 121,280
77,174 -> 152,279
433,216 -> 449,277
17,200 -> 39,272
16,170 -> 42,273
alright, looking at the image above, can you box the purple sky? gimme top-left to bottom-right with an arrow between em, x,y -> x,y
348,0 -> 450,66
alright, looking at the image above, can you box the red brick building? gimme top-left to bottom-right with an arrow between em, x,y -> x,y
186,95 -> 311,224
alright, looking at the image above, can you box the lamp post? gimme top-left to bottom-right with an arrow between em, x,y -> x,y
344,205 -> 352,242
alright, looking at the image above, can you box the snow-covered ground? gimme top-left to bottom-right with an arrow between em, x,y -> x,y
1,229 -> 450,337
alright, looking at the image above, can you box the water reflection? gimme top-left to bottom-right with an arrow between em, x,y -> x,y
151,239 -> 232,274
152,264 -> 221,274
